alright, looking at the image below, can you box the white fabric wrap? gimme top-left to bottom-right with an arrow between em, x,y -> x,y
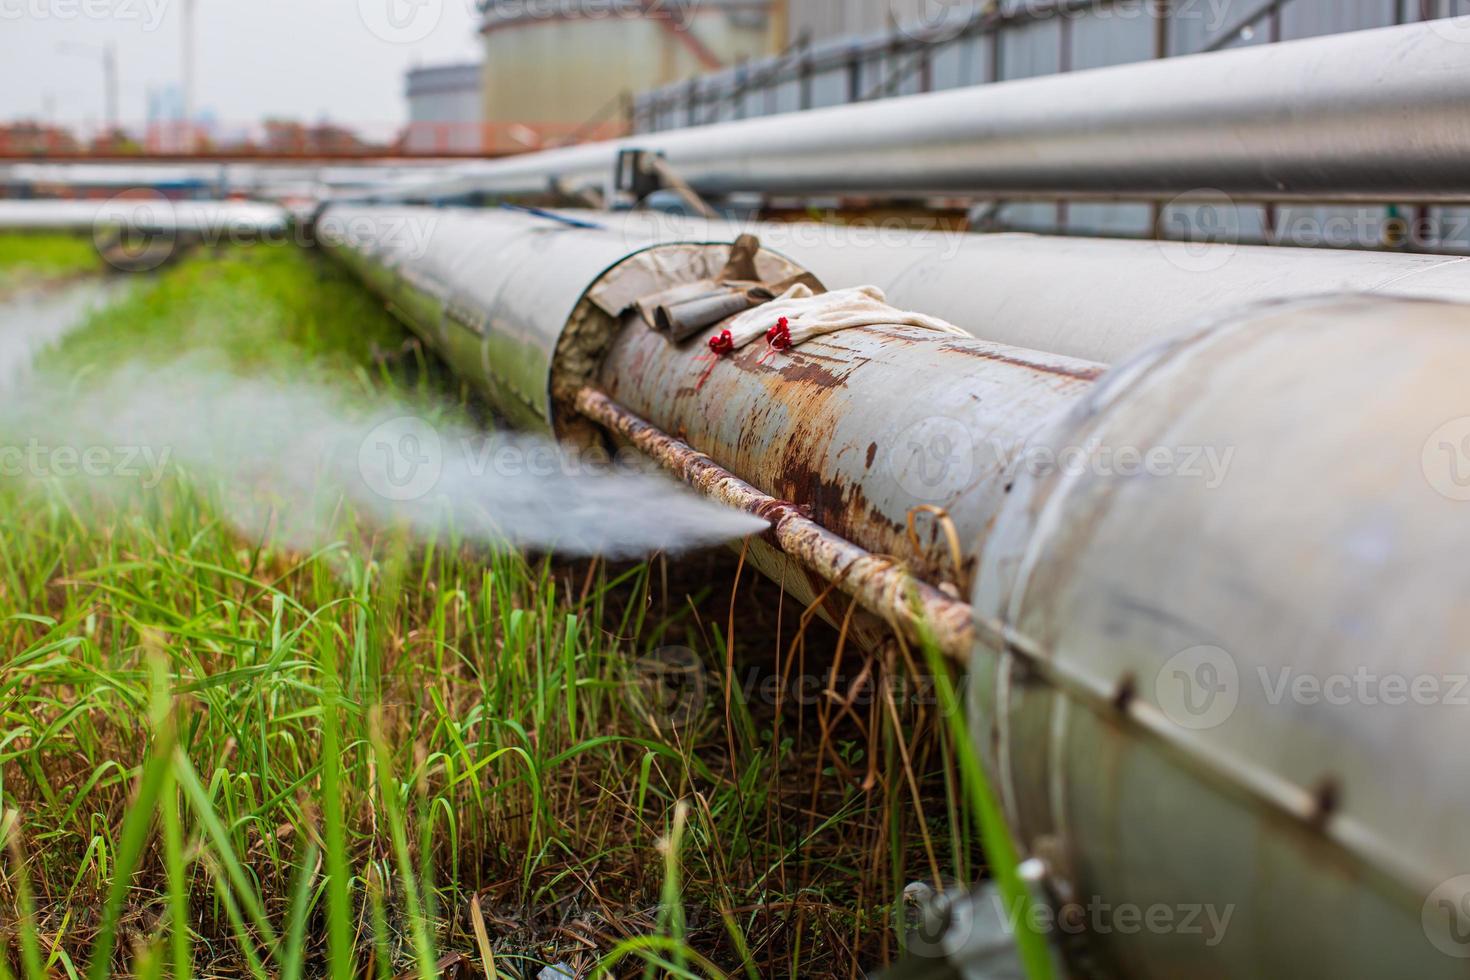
723,284 -> 970,349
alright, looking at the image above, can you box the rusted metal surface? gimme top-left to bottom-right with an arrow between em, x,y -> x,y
598,302 -> 1101,588
576,387 -> 975,661
315,205 -> 797,432
966,296 -> 1470,978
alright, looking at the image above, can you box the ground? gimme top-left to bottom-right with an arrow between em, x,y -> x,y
0,237 -> 978,978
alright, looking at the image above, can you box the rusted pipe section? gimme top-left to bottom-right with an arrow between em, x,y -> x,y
575,386 -> 975,662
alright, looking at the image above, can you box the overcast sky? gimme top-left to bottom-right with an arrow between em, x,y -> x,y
0,0 -> 483,134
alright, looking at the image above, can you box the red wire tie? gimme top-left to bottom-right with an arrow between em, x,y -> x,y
766,317 -> 792,351
757,317 -> 792,365
708,329 -> 735,355
695,329 -> 735,390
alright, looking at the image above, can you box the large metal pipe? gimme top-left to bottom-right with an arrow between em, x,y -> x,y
315,202 -> 1098,589
340,21 -> 1470,205
315,204 -> 1470,977
317,204 -> 1470,378
0,198 -> 289,236
3,196 -> 1466,369
966,295 -> 1470,979
616,210 -> 1470,366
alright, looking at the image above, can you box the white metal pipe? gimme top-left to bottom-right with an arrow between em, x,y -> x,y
338,21 -> 1470,206
0,198 -> 289,236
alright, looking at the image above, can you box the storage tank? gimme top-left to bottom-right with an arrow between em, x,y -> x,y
479,0 -> 775,153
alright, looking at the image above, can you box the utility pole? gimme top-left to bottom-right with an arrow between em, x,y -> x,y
56,41 -> 119,139
182,0 -> 196,150
104,42 -> 118,134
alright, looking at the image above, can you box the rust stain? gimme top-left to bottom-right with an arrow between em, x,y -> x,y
776,357 -> 852,388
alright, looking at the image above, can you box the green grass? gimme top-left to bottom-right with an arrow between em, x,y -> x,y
0,239 -> 978,977
0,233 -> 104,293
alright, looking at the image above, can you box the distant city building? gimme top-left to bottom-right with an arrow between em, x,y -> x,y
405,63 -> 485,155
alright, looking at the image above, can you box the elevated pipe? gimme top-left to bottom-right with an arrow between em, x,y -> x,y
339,21 -> 1470,205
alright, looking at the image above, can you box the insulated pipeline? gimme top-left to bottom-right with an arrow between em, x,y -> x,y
337,21 -> 1470,205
